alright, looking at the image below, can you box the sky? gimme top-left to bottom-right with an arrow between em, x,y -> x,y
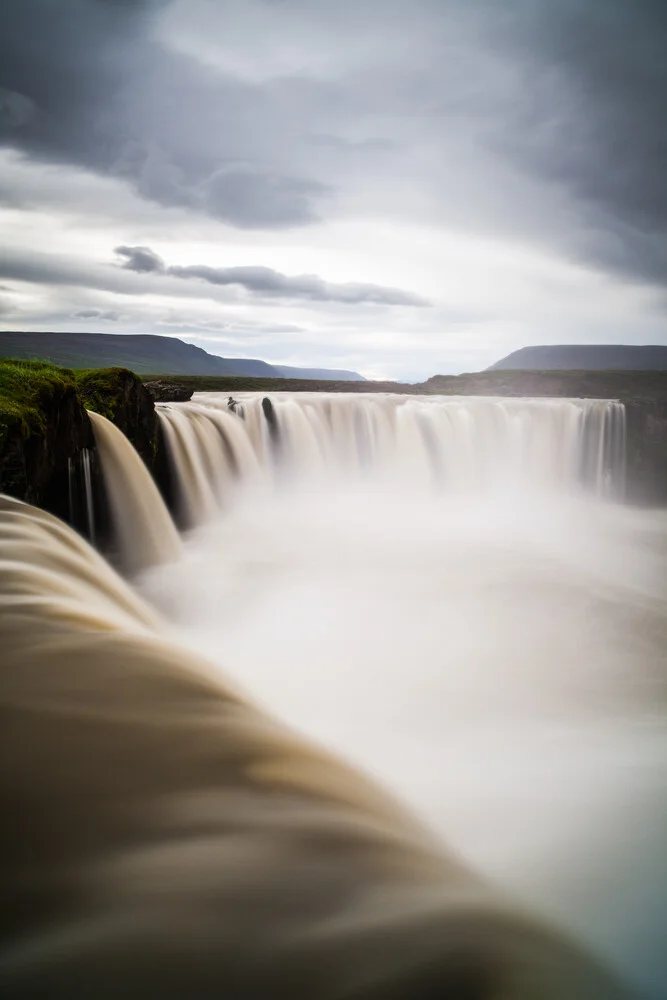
0,0 -> 665,381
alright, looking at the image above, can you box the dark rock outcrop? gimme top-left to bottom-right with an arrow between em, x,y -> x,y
625,400 -> 667,506
423,370 -> 667,506
0,363 -> 93,526
143,379 -> 193,403
76,368 -> 160,468
0,363 -> 169,542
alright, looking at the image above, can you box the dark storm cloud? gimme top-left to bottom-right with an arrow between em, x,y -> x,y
1,0 -> 666,282
115,245 -> 429,305
491,0 -> 667,282
0,0 -> 328,229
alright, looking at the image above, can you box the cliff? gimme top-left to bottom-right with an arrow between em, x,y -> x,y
76,367 -> 160,468
0,361 -> 93,525
1,363 -> 666,528
422,371 -> 667,504
0,361 -> 164,539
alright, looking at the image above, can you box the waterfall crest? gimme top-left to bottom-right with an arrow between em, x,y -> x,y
157,392 -> 626,529
88,410 -> 181,574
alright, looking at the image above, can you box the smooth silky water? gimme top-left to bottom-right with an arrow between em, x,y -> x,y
138,392 -> 665,999
1,391 -> 664,997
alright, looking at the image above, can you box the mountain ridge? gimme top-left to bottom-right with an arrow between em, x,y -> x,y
0,331 -> 366,381
488,344 -> 667,371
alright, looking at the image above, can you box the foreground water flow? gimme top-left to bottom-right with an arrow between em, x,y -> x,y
7,391 -> 661,996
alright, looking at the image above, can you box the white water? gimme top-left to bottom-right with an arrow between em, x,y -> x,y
142,391 -> 667,999
156,393 -> 626,527
1,392 -> 664,996
82,447 -> 95,543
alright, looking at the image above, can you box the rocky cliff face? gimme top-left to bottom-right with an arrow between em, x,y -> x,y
424,370 -> 667,506
143,379 -> 193,403
76,368 -> 160,468
0,363 -> 93,526
0,363 -> 170,541
625,400 -> 667,506
1,363 -> 666,530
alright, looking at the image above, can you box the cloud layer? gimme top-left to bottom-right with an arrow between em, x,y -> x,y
0,0 -> 665,377
115,245 -> 428,305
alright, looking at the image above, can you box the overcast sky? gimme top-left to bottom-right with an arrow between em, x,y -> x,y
0,0 -> 665,379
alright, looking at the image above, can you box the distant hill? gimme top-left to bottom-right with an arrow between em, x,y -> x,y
0,332 -> 365,381
488,345 -> 667,371
274,365 -> 366,381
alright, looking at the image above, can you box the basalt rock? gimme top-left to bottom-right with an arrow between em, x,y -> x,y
0,362 -> 93,526
76,368 -> 160,468
624,399 -> 667,506
0,363 -> 167,540
143,379 -> 193,403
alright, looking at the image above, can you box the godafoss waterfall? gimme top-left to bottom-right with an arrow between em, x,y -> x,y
1,392 -> 665,999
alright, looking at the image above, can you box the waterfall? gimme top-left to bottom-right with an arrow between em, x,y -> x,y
157,400 -> 263,526
0,492 -> 639,999
66,446 -> 97,543
81,448 -> 96,543
157,393 -> 627,528
0,391 -> 664,999
88,410 -> 181,574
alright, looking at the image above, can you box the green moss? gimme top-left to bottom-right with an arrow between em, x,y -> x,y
0,360 -> 147,453
0,358 -> 77,449
74,367 -> 137,421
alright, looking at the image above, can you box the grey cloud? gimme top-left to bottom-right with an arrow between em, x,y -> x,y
1,0 -> 666,283
203,170 -> 330,228
487,0 -> 667,281
0,88 -> 37,128
115,244 -> 428,305
115,245 -> 166,273
73,308 -> 121,321
0,246 -> 188,299
0,0 -> 329,229
523,1 -> 665,227
168,264 -> 427,305
0,243 -> 428,309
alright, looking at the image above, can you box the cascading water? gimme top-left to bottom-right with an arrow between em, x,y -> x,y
1,392 -> 665,999
157,393 -> 627,529
67,446 -> 97,543
82,447 -> 95,543
88,410 -> 182,574
158,401 -> 262,527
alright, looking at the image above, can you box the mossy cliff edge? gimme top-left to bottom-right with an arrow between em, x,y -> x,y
0,361 -> 164,530
1,361 -> 666,526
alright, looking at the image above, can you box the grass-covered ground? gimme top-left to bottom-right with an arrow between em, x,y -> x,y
74,367 -> 140,421
0,359 -> 78,448
143,369 -> 667,401
0,359 -> 147,448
